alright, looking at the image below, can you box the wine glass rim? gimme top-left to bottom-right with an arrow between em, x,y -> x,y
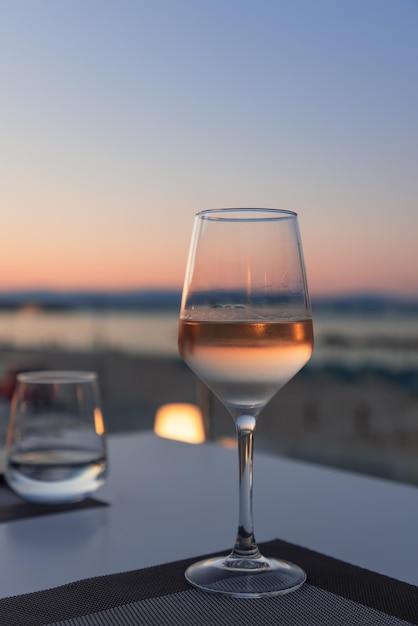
16,370 -> 97,384
197,208 -> 298,221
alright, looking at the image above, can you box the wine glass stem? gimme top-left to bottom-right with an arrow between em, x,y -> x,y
231,414 -> 261,559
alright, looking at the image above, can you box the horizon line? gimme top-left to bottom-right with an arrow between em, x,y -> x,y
0,287 -> 416,302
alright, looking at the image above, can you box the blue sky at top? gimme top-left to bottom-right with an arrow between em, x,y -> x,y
1,1 -> 417,295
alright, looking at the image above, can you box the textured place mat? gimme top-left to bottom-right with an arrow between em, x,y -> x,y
0,539 -> 416,626
0,477 -> 108,523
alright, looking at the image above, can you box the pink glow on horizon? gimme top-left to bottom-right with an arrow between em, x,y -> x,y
1,217 -> 417,297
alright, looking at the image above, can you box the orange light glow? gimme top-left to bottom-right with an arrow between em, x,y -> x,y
154,403 -> 205,444
217,436 -> 237,449
94,407 -> 105,436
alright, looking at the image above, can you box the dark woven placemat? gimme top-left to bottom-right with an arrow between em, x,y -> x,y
0,538 -> 416,626
46,584 -> 415,626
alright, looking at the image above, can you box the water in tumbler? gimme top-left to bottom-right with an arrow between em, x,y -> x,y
7,448 -> 107,504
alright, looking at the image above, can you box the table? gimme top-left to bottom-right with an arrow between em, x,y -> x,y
0,431 -> 417,624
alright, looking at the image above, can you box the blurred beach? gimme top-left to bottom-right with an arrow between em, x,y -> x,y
0,296 -> 417,485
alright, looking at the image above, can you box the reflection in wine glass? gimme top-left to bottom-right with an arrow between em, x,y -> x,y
178,208 -> 313,597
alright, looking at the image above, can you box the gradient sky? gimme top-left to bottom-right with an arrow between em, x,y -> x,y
1,1 -> 417,296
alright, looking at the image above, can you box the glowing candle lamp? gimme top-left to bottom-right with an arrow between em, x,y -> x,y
154,403 -> 205,444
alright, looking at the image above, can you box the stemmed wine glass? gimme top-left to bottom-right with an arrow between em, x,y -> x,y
178,208 -> 313,597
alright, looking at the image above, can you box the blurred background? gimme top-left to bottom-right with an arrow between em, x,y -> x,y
1,1 -> 417,483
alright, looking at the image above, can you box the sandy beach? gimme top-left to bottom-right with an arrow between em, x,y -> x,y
0,346 -> 417,486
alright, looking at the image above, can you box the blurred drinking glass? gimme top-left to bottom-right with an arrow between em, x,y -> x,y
5,371 -> 107,504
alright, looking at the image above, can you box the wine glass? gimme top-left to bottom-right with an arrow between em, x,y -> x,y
178,208 -> 313,597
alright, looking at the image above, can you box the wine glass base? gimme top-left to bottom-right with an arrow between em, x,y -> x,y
185,554 -> 306,598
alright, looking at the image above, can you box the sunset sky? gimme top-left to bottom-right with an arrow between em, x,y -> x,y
1,1 -> 417,297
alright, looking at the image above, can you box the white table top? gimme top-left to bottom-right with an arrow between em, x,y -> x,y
0,430 -> 417,599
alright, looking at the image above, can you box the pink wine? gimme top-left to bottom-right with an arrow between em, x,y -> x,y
178,319 -> 313,414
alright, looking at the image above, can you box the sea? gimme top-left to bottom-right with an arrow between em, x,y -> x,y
0,294 -> 417,484
0,296 -> 417,374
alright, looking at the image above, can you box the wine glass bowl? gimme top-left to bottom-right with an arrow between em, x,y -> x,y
178,208 -> 313,597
